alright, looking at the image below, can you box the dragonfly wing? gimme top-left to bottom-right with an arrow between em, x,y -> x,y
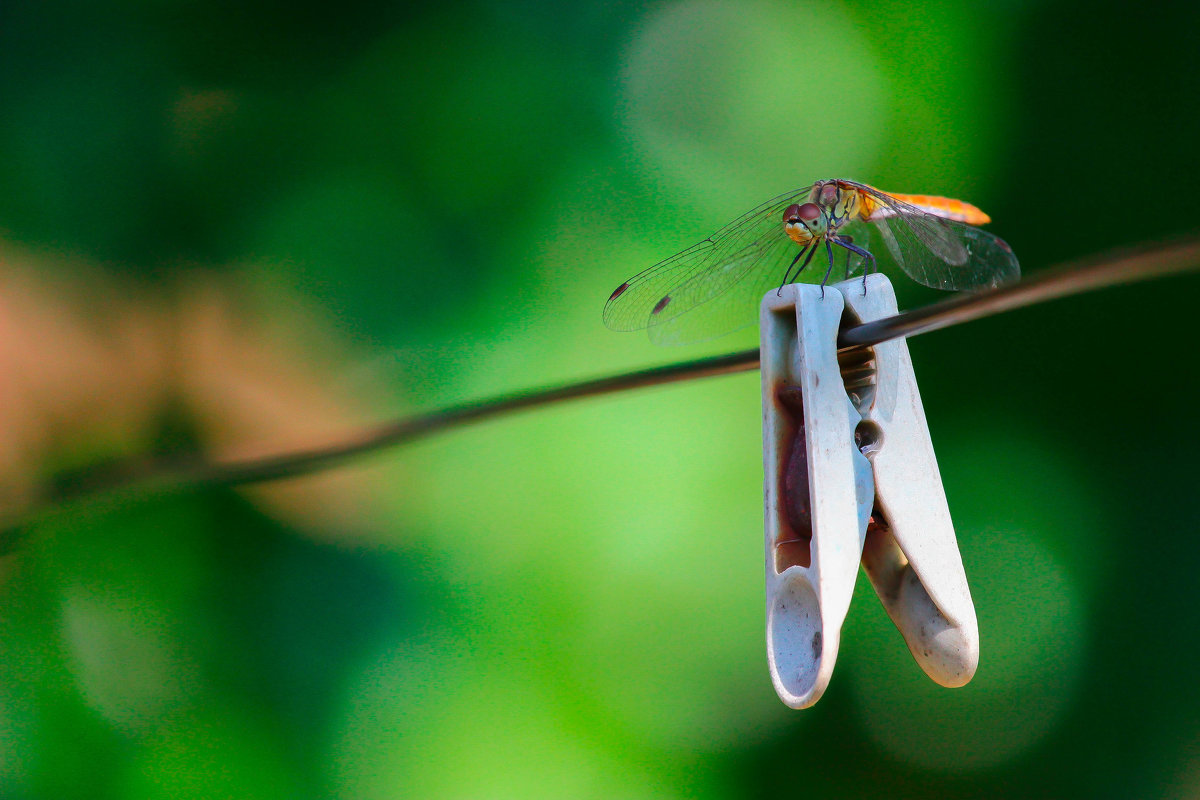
603,188 -> 813,337
841,182 -> 1020,291
957,224 -> 1021,287
870,214 -> 905,267
647,232 -> 803,345
850,182 -> 969,263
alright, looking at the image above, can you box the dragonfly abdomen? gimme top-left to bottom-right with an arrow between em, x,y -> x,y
870,192 -> 991,225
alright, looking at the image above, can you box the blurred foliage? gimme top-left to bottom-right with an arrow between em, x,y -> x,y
0,0 -> 1198,797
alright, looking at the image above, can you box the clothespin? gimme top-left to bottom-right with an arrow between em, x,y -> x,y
759,273 -> 978,709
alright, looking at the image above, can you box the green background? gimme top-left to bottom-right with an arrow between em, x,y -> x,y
1,0 -> 1199,797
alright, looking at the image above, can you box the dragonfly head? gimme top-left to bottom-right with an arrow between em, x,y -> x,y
783,202 -> 826,245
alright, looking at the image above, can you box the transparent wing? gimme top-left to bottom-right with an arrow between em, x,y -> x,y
603,187 -> 815,335
646,231 -> 806,345
840,181 -> 1020,291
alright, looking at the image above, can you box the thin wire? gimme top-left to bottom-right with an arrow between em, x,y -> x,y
5,234 -> 1200,540
839,235 -> 1200,348
47,349 -> 762,498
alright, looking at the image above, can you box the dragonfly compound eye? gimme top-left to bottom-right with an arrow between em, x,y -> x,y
797,202 -> 821,222
784,202 -> 821,229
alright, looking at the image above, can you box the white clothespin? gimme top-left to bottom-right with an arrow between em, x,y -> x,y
760,274 -> 978,709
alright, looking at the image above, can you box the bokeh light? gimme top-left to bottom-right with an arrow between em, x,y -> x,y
620,0 -> 887,202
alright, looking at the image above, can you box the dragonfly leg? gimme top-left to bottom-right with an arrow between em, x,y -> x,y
778,242 -> 819,295
777,246 -> 807,295
861,251 -> 876,294
833,237 -> 876,295
816,238 -> 839,298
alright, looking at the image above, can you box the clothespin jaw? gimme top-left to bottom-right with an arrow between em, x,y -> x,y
759,275 -> 978,710
760,284 -> 874,709
838,275 -> 978,688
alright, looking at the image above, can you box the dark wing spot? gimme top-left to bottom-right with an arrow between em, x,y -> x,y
609,282 -> 630,301
652,295 -> 671,315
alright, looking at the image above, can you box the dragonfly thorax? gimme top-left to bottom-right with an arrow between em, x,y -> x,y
814,180 -> 863,225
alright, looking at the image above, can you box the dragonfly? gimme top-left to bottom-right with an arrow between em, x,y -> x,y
603,178 -> 1020,345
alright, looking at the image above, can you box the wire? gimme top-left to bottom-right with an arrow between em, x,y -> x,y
4,234 -> 1199,541
839,235 -> 1200,348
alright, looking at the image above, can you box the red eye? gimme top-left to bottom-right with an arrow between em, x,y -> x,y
783,202 -> 821,224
